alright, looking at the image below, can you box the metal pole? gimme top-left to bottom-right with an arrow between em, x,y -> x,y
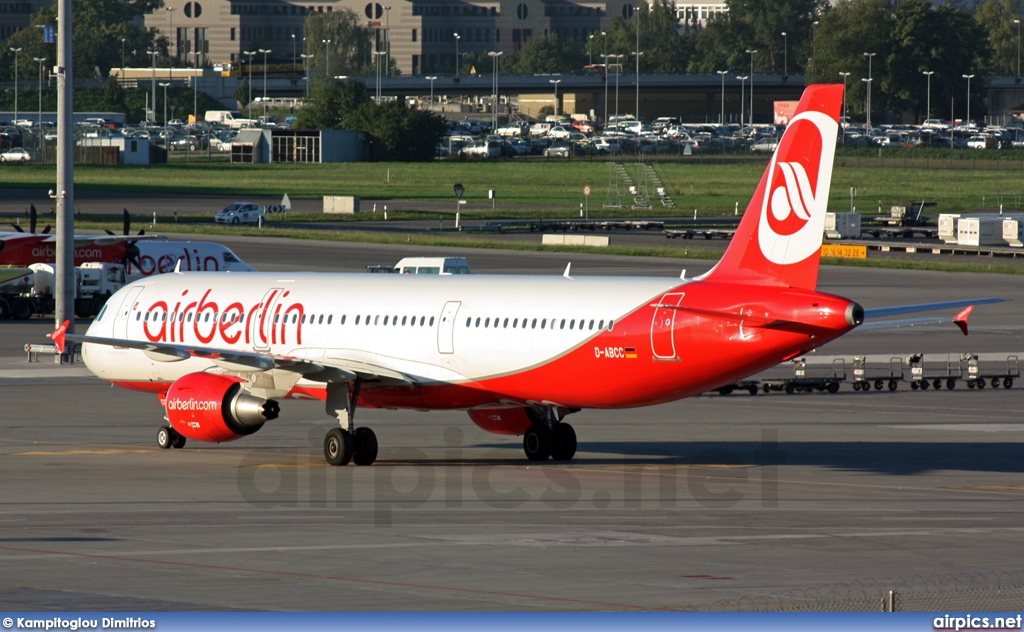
746,49 -> 757,126
1016,19 -> 1021,79
717,70 -> 726,124
781,32 -> 787,77
549,79 -> 560,116
149,48 -> 159,122
634,5 -> 640,121
454,33 -> 460,77
962,73 -> 974,125
10,47 -> 20,124
259,49 -> 270,118
55,0 -> 74,337
35,57 -> 45,130
166,6 -> 176,74
292,34 -> 296,74
244,50 -> 254,117
193,50 -> 199,123
737,75 -> 746,128
121,38 -> 125,84
863,52 -> 875,127
922,70 -> 933,122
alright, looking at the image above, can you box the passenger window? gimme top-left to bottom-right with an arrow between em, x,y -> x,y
393,315 -> 398,325
429,317 -> 435,326
542,319 -> 547,329
475,317 -> 481,327
402,316 -> 407,326
560,319 -> 565,330
135,312 -> 141,321
187,313 -> 193,322
420,316 -> 425,326
589,319 -> 595,330
319,315 -> 324,325
329,315 -> 334,325
374,315 -> 379,325
569,319 -> 575,329
356,315 -> 361,325
275,314 -> 280,324
599,319 -> 604,329
503,318 -> 509,328
609,320 -> 614,330
466,317 -> 472,327
485,318 -> 490,327
384,316 -> 389,325
292,314 -> 298,324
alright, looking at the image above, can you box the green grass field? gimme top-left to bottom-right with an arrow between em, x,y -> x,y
0,151 -> 1020,218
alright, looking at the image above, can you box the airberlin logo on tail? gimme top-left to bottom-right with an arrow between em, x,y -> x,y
757,110 -> 839,265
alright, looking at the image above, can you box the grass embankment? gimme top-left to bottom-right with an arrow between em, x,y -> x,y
0,156 -> 1019,217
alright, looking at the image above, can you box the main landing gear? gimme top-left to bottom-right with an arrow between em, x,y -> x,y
156,426 -> 186,450
523,409 -> 577,462
323,379 -> 378,466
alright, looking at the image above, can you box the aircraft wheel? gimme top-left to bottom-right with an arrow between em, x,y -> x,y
888,380 -> 898,391
762,384 -> 771,393
353,427 -> 378,466
872,380 -> 882,391
977,379 -> 986,390
1004,378 -> 1013,389
852,382 -> 861,391
947,379 -> 956,390
523,424 -> 553,461
551,423 -> 577,461
324,428 -> 353,466
785,383 -> 795,395
157,426 -> 174,450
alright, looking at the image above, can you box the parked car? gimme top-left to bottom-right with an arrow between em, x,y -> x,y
460,140 -> 502,158
543,143 -> 571,158
0,148 -> 40,162
215,202 -> 265,225
496,123 -> 527,137
750,138 -> 779,152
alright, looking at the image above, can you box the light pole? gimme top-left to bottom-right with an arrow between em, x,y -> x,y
166,6 -> 177,72
121,38 -> 126,83
454,33 -> 460,76
259,48 -> 271,118
781,32 -> 787,77
425,75 -> 437,109
489,51 -> 503,129
737,75 -> 747,128
322,39 -> 331,78
384,6 -> 391,68
292,34 -> 296,74
10,47 -> 21,124
1015,19 -> 1021,80
549,78 -> 561,117
601,31 -> 607,125
963,73 -> 975,126
633,5 -> 641,121
33,56 -> 45,130
243,50 -> 255,118
922,70 -> 934,123
605,54 -> 624,125
374,50 -> 386,102
838,71 -> 850,121
863,51 -> 876,127
716,70 -> 727,124
745,48 -> 757,126
301,54 -> 313,93
588,33 -> 594,66
159,81 -> 170,146
147,47 -> 160,123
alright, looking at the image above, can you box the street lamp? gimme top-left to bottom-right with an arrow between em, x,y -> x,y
1015,19 -> 1021,80
374,50 -> 387,102
322,39 -> 331,78
292,34 -> 296,74
781,32 -> 787,77
384,6 -> 391,66
243,50 -> 255,118
147,47 -> 160,123
454,33 -> 460,76
922,70 -> 934,123
489,51 -> 503,129
165,6 -> 177,71
193,49 -> 199,125
259,48 -> 271,118
963,73 -> 975,126
549,78 -> 561,117
601,31 -> 607,125
838,71 -> 850,122
745,48 -> 757,126
588,33 -> 594,66
863,51 -> 876,127
603,54 -> 624,125
633,5 -> 642,122
120,38 -> 126,83
425,75 -> 437,108
300,54 -> 314,93
716,70 -> 727,124
33,56 -> 45,130
10,47 -> 21,124
737,75 -> 748,127
159,81 -> 170,147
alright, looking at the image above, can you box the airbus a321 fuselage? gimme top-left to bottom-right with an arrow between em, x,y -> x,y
49,85 -> 986,466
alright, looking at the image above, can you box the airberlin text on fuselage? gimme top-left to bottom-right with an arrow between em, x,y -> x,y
32,245 -> 108,260
142,288 -> 305,347
131,248 -> 222,276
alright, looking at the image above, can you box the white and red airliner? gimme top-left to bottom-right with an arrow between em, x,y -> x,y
49,85 -> 995,466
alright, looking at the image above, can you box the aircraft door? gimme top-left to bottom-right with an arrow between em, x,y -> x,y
437,301 -> 461,354
112,286 -> 145,339
250,288 -> 284,351
650,292 -> 684,360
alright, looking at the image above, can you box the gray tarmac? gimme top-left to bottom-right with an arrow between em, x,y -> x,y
1,239 -> 1023,611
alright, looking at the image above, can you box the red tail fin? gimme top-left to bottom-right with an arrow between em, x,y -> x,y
706,84 -> 844,290
48,320 -> 69,353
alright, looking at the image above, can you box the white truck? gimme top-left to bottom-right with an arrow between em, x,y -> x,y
204,110 -> 255,129
0,262 -> 126,320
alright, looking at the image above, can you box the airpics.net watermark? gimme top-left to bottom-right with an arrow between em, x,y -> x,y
236,427 -> 784,526
1,618 -> 155,631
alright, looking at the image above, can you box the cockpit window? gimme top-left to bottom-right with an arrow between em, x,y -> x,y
223,252 -> 240,263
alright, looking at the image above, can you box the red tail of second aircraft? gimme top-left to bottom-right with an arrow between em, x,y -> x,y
707,84 -> 844,290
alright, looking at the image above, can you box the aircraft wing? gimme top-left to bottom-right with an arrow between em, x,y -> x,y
858,298 -> 1006,336
49,322 -> 413,384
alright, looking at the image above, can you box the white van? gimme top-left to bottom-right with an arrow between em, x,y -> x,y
395,257 -> 471,275
204,110 -> 254,128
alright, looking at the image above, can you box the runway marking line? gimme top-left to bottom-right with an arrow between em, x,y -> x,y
0,544 -> 686,611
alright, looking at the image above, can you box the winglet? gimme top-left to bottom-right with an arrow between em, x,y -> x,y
48,320 -> 70,353
563,263 -> 573,280
953,305 -> 974,336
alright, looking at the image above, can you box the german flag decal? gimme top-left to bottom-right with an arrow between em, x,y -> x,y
625,347 -> 637,359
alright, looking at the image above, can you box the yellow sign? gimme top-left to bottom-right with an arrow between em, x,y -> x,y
821,244 -> 867,259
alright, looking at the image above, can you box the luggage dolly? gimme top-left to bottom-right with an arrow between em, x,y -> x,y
907,353 -> 962,391
965,354 -> 1019,390
851,355 -> 903,392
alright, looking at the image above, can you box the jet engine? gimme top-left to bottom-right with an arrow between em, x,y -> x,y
163,372 -> 280,443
